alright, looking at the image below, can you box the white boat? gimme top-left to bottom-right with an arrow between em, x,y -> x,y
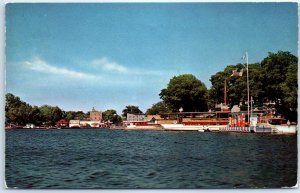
159,111 -> 230,132
160,124 -> 227,132
257,118 -> 297,134
125,123 -> 163,130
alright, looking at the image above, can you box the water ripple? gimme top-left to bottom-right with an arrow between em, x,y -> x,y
5,129 -> 297,188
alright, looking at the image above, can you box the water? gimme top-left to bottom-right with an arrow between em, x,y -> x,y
5,129 -> 297,189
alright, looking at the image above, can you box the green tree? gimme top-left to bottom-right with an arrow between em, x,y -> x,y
29,106 -> 43,126
39,105 -> 63,126
64,111 -> 76,121
260,51 -> 298,121
145,101 -> 171,115
261,51 -> 297,103
103,109 -> 117,122
280,63 -> 298,109
210,63 -> 265,109
5,93 -> 33,125
209,51 -> 298,121
122,105 -> 143,118
159,74 -> 208,112
103,109 -> 122,124
64,111 -> 88,121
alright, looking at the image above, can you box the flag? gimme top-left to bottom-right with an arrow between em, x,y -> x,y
231,69 -> 243,77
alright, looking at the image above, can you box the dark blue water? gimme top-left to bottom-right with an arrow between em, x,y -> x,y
5,129 -> 297,189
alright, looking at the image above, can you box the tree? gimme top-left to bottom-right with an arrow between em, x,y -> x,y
39,105 -> 63,126
122,105 -> 143,118
5,93 -> 33,125
261,51 -> 297,103
103,109 -> 122,124
159,74 -> 208,112
280,63 -> 298,109
209,51 -> 298,121
209,62 -> 267,109
64,111 -> 76,121
260,51 -> 298,121
29,106 -> 43,126
64,111 -> 88,121
145,101 -> 171,115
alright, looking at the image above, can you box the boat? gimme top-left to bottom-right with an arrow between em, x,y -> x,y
161,124 -> 227,132
159,111 -> 229,132
125,123 -> 163,130
257,117 -> 297,134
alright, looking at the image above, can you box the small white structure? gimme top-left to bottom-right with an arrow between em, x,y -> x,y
231,105 -> 241,113
69,120 -> 80,128
23,123 -> 35,128
69,120 -> 103,128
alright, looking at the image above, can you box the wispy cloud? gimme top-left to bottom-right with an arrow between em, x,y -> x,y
91,57 -> 166,76
92,57 -> 128,73
24,57 -> 101,80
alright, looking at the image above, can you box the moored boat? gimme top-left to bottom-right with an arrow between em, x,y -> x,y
125,123 -> 163,130
159,111 -> 229,132
161,124 -> 227,132
257,117 -> 297,134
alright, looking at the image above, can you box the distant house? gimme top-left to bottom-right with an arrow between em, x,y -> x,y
56,119 -> 69,127
127,113 -> 145,122
123,113 -> 147,126
144,115 -> 162,124
69,120 -> 80,128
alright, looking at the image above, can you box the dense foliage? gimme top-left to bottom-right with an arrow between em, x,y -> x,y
122,105 -> 143,118
145,101 -> 171,115
5,93 -> 124,126
159,74 -> 208,112
5,93 -> 41,126
103,109 -> 122,124
209,51 -> 297,121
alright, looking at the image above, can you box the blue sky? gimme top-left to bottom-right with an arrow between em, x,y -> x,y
5,3 -> 298,114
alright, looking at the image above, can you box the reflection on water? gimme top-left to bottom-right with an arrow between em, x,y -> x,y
5,129 -> 297,188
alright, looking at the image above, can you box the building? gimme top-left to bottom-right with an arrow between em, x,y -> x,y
69,120 -> 80,128
144,115 -> 162,124
56,119 -> 69,128
123,113 -> 147,126
90,107 -> 102,122
127,113 -> 145,122
69,108 -> 104,128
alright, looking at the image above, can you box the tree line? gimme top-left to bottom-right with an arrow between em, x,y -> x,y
5,93 -> 123,126
5,51 -> 298,125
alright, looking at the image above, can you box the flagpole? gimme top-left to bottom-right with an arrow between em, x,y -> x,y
246,52 -> 250,126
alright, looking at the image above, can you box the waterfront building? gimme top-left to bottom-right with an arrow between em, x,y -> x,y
90,107 -> 102,122
127,113 -> 145,122
56,119 -> 69,128
68,108 -> 105,128
123,113 -> 147,126
144,115 -> 162,124
69,120 -> 80,128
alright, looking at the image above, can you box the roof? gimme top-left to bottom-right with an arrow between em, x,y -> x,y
144,115 -> 162,121
56,119 -> 69,124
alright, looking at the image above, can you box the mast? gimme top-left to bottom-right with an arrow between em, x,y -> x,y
246,52 -> 250,125
224,79 -> 227,105
250,96 -> 253,123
